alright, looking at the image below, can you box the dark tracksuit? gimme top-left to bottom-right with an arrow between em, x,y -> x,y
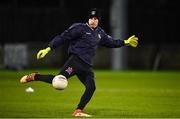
35,23 -> 125,110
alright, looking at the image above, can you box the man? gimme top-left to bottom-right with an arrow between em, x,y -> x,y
20,8 -> 138,117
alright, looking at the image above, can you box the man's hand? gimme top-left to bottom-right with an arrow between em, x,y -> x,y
124,35 -> 138,47
37,47 -> 51,60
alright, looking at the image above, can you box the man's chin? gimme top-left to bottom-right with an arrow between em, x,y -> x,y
91,25 -> 97,29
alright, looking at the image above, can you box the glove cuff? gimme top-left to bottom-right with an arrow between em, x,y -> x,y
124,40 -> 129,45
46,47 -> 51,52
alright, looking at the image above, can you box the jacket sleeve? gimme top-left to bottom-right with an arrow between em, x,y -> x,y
99,30 -> 125,48
48,23 -> 82,50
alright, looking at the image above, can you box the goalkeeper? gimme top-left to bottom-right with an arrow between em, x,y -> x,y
20,8 -> 138,117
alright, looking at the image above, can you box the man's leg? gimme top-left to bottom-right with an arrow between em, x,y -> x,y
72,71 -> 95,117
20,66 -> 75,84
35,74 -> 55,83
76,71 -> 96,110
20,72 -> 55,84
20,55 -> 76,84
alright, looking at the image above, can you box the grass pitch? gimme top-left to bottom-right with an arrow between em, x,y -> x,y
0,69 -> 180,118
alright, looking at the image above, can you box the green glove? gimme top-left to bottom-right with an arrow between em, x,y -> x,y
124,35 -> 138,47
37,47 -> 51,60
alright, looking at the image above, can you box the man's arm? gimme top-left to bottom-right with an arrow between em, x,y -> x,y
37,23 -> 83,59
99,30 -> 138,48
99,34 -> 125,48
48,23 -> 83,50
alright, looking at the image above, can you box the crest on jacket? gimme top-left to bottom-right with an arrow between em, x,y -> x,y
98,34 -> 101,39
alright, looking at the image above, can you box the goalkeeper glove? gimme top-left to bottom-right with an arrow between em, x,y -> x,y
37,47 -> 51,60
124,35 -> 138,47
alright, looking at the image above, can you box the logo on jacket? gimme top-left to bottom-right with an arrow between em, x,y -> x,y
86,32 -> 91,35
65,67 -> 73,75
98,34 -> 101,39
107,35 -> 112,39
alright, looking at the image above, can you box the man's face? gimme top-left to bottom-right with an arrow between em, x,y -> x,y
88,17 -> 99,28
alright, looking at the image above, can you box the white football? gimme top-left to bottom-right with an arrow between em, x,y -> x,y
52,75 -> 68,90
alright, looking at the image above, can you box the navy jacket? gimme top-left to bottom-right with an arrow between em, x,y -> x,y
48,23 -> 125,66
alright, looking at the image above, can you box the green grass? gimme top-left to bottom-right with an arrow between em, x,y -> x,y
0,69 -> 180,118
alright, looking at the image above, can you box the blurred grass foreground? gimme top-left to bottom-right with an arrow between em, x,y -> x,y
0,69 -> 180,118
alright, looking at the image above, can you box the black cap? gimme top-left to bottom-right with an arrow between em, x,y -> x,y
88,8 -> 101,20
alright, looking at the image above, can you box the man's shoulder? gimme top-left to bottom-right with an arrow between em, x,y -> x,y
69,23 -> 86,29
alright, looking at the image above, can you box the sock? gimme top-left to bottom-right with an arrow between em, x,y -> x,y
35,74 -> 55,84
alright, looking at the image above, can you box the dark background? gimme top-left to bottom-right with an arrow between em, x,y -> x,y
0,0 -> 179,44
0,0 -> 180,70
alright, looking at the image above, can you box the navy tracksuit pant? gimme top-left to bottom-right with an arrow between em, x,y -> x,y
35,55 -> 96,110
